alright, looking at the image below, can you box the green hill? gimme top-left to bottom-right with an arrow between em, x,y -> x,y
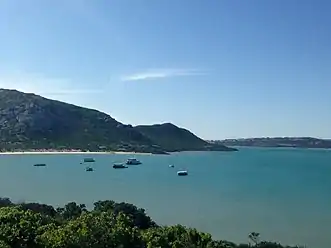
0,89 -> 236,153
135,123 -> 237,152
0,89 -> 161,153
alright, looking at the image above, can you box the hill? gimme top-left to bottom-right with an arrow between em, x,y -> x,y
135,123 -> 237,152
212,137 -> 331,149
0,89 -> 236,153
0,89 -> 162,153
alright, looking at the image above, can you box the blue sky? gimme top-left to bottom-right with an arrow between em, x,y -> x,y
0,0 -> 330,139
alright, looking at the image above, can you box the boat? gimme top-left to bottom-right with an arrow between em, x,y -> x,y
34,163 -> 46,167
86,167 -> 93,171
84,158 -> 95,163
126,158 -> 142,165
169,164 -> 174,168
113,163 -> 128,169
177,170 -> 188,176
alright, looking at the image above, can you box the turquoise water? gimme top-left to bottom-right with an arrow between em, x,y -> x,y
0,148 -> 330,248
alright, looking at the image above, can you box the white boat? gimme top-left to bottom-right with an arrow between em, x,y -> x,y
126,158 -> 142,165
177,170 -> 188,176
169,164 -> 174,168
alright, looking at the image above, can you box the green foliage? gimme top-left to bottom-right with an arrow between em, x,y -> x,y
56,202 -> 87,220
0,197 -> 305,248
0,198 -> 13,208
0,240 -> 10,248
142,225 -> 214,248
0,207 -> 53,248
249,232 -> 260,245
19,203 -> 57,217
38,212 -> 143,248
93,200 -> 156,229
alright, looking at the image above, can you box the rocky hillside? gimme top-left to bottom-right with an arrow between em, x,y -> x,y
0,89 -> 160,153
0,89 -> 236,153
135,123 -> 237,152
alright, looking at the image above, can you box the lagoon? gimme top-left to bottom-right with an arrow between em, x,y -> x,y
0,148 -> 330,248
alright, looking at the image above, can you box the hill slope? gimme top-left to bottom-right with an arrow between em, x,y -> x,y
0,89 -> 235,153
0,89 -> 161,153
135,123 -> 237,152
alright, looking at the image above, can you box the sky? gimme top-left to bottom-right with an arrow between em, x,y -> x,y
0,0 -> 330,139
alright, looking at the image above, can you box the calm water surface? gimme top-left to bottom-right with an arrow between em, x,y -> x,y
0,148 -> 330,248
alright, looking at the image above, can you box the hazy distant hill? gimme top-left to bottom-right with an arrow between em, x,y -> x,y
211,137 -> 331,149
135,123 -> 237,152
0,89 -> 236,153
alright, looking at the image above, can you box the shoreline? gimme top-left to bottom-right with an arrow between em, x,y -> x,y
0,151 -> 153,155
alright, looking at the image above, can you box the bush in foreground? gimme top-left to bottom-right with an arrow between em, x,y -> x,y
0,197 -> 304,248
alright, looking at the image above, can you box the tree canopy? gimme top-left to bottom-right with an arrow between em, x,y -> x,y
0,197 -> 305,248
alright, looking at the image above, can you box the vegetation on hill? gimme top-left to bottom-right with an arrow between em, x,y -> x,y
211,137 -> 331,149
0,197 -> 304,248
0,89 -> 235,153
0,89 -> 162,153
135,123 -> 237,152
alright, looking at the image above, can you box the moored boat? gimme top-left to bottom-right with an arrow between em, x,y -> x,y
113,163 -> 128,169
84,158 -> 95,163
34,163 -> 46,167
126,158 -> 141,165
86,167 -> 93,171
177,170 -> 188,176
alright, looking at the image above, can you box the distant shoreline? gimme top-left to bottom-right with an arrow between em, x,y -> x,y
210,137 -> 331,150
0,151 -> 153,155
218,145 -> 331,150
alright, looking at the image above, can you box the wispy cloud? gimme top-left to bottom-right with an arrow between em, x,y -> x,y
120,69 -> 207,81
